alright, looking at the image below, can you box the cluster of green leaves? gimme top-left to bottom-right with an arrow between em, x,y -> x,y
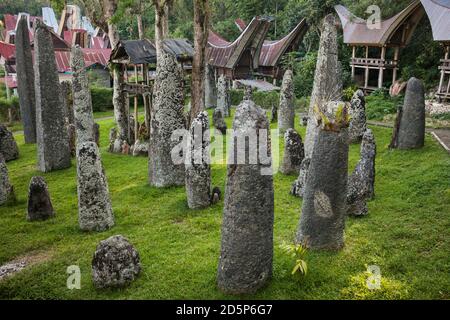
365,90 -> 403,121
279,242 -> 308,277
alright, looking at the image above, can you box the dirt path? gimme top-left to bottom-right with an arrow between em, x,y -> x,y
0,251 -> 53,281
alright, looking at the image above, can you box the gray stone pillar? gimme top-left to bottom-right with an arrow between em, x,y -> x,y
185,111 -> 211,209
217,74 -> 231,117
148,52 -> 186,187
34,20 -> 71,172
15,15 -> 36,144
77,141 -> 114,232
349,90 -> 367,144
347,129 -> 376,217
0,154 -> 15,206
0,124 -> 19,161
304,14 -> 342,158
280,128 -> 304,175
396,77 -> 426,149
71,45 -> 96,144
278,69 -> 295,133
205,64 -> 217,109
27,176 -> 55,221
112,64 -> 129,144
217,100 -> 274,294
296,103 -> 349,250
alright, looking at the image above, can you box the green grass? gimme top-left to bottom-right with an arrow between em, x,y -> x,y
0,109 -> 449,300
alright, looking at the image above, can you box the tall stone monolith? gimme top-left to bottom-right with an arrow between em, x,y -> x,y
280,128 -> 304,175
15,15 -> 36,144
71,45 -> 96,144
347,129 -> 376,217
349,90 -> 367,144
0,154 -> 15,206
112,64 -> 130,152
34,20 -> 71,172
148,52 -> 186,187
278,69 -> 295,133
77,141 -> 114,232
394,77 -> 426,149
217,100 -> 274,295
205,64 -> 217,109
217,74 -> 231,117
296,102 -> 350,250
185,111 -> 211,209
304,14 -> 342,158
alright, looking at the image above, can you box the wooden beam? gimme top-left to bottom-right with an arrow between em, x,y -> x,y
378,46 -> 386,88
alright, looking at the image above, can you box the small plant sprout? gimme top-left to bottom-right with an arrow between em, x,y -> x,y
280,242 -> 308,277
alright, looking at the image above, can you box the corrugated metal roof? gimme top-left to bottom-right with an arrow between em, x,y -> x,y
236,79 -> 280,91
0,41 -> 16,60
421,0 -> 450,42
335,0 -> 425,46
42,7 -> 58,33
110,39 -> 194,64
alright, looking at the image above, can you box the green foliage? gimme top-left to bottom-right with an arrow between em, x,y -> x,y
0,96 -> 20,122
293,51 -> 317,98
231,89 -> 280,110
343,85 -> 358,102
365,92 -> 403,121
280,242 -> 308,277
90,87 -> 113,112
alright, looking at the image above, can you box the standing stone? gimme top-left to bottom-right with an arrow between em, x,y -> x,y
304,14 -> 342,158
27,176 -> 55,221
394,77 -> 426,149
185,111 -> 211,209
109,128 -> 117,153
205,64 -> 217,109
112,64 -> 130,151
0,154 -> 15,206
67,123 -> 76,157
71,45 -> 96,144
349,90 -> 367,144
347,129 -> 376,217
60,81 -> 74,125
15,15 -> 36,144
271,103 -> 277,123
243,85 -> 253,101
217,100 -> 274,295
217,74 -> 231,117
77,141 -> 114,232
296,103 -> 350,250
213,108 -> 227,135
278,69 -> 295,133
34,20 -> 71,172
280,129 -> 304,175
290,157 -> 311,198
92,235 -> 141,289
148,52 -> 186,187
0,124 -> 19,161
94,123 -> 100,147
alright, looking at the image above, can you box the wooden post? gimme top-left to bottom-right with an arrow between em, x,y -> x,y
364,46 -> 369,89
438,45 -> 449,98
393,47 -> 400,84
351,46 -> 356,80
134,65 -> 139,143
378,46 -> 386,89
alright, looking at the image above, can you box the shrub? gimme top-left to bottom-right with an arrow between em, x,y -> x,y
0,96 -> 20,122
90,86 -> 113,112
343,85 -> 359,102
230,89 -> 280,110
365,91 -> 403,121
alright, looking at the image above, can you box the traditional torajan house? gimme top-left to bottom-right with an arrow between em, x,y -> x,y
421,0 -> 450,101
206,16 -> 272,80
335,0 -> 425,92
109,38 -> 194,141
234,18 -> 308,81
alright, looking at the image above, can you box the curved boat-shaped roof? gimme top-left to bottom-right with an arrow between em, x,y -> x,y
420,0 -> 450,42
335,0 -> 425,46
207,16 -> 272,70
259,19 -> 307,67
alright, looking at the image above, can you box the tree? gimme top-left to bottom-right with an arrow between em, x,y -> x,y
189,0 -> 209,125
152,0 -> 173,55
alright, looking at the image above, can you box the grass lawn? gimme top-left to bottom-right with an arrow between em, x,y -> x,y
0,108 -> 449,300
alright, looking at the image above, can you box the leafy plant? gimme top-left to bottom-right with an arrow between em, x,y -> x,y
280,242 -> 308,277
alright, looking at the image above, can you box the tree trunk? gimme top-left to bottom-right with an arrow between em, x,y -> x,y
137,14 -> 144,40
189,0 -> 209,125
154,3 -> 166,57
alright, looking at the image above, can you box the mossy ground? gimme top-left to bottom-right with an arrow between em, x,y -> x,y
0,108 -> 449,299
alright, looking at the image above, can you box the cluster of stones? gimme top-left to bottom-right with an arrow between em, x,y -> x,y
347,129 -> 376,217
348,90 -> 367,144
185,111 -> 212,209
92,235 -> 141,289
278,70 -> 295,133
390,77 -> 426,149
34,20 -> 71,172
218,100 -> 274,294
0,124 -> 19,162
280,129 -> 304,175
148,51 -> 186,187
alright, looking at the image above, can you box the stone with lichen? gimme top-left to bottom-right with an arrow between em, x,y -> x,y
280,128 -> 304,175
278,69 -> 295,133
0,124 -> 19,162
